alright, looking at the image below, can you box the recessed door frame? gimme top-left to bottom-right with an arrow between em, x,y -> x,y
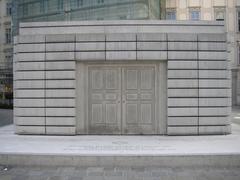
76,61 -> 167,135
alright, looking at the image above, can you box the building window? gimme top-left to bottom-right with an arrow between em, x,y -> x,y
40,0 -> 46,13
23,5 -> 28,17
238,11 -> 240,32
5,28 -> 11,44
77,0 -> 83,7
6,2 -> 12,16
71,0 -> 83,9
166,9 -> 176,20
120,15 -> 127,20
57,0 -> 63,10
215,7 -> 225,21
97,0 -> 104,4
5,55 -> 12,69
190,8 -> 200,21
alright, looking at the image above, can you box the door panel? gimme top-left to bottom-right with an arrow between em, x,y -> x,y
88,67 -> 121,134
88,65 -> 156,135
122,67 -> 156,134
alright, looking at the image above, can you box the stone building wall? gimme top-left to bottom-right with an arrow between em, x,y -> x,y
13,21 -> 231,135
165,0 -> 239,105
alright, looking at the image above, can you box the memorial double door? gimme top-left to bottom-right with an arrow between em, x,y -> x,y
88,65 -> 157,134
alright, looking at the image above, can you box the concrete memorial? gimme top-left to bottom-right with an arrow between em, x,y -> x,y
13,20 -> 231,135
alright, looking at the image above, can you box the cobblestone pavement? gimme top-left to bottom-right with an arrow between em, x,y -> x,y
0,108 -> 240,179
0,109 -> 13,127
0,165 -> 240,180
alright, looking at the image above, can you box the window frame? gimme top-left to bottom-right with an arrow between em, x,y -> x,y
166,8 -> 176,20
6,2 -> 12,16
214,7 -> 225,21
189,8 -> 201,21
5,28 -> 12,44
97,0 -> 104,4
237,8 -> 240,32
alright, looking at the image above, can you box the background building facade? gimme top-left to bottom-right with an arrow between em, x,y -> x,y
0,0 -> 13,106
165,0 -> 239,105
1,0 -> 165,106
12,0 -> 165,34
5,0 -> 240,106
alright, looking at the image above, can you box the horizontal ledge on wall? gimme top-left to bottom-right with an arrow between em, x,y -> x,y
167,59 -> 226,61
168,106 -> 230,108
14,88 -> 76,90
16,60 -> 76,63
167,78 -> 230,80
15,116 -> 76,118
15,41 -> 227,44
15,79 -> 75,81
15,70 -> 76,72
168,116 -> 229,118
168,97 -> 231,99
15,125 -> 75,127
14,97 -> 75,99
167,88 -> 231,90
15,106 -> 75,108
168,124 -> 230,127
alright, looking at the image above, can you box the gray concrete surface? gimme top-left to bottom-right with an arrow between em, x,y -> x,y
0,107 -> 240,179
0,109 -> 13,127
0,165 -> 240,180
232,106 -> 240,125
14,21 -> 230,136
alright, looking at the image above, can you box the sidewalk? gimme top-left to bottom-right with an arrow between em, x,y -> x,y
0,109 -> 13,127
0,107 -> 240,167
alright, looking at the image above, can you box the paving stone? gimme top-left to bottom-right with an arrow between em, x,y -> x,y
68,177 -> 83,180
151,171 -> 169,177
87,171 -> 104,176
72,170 -> 87,177
144,178 -> 165,180
114,167 -> 130,172
104,177 -> 126,180
1,166 -> 240,180
12,175 -> 30,180
0,175 -> 12,180
27,176 -> 47,180
126,170 -> 149,179
47,176 -> 68,180
134,171 -> 152,178
83,176 -> 104,180
87,167 -> 104,176
105,171 -> 123,176
223,176 -> 240,180
103,167 -> 115,172
175,174 -> 197,180
87,167 -> 104,172
131,167 -> 145,172
10,167 -> 28,175
57,167 -> 76,176
127,177 -> 144,180
28,170 -> 44,176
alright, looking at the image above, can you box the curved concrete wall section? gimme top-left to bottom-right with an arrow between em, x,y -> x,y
13,20 -> 230,135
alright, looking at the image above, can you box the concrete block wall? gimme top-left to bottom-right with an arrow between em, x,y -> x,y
14,35 -> 76,135
167,33 -> 231,135
13,21 -> 230,135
